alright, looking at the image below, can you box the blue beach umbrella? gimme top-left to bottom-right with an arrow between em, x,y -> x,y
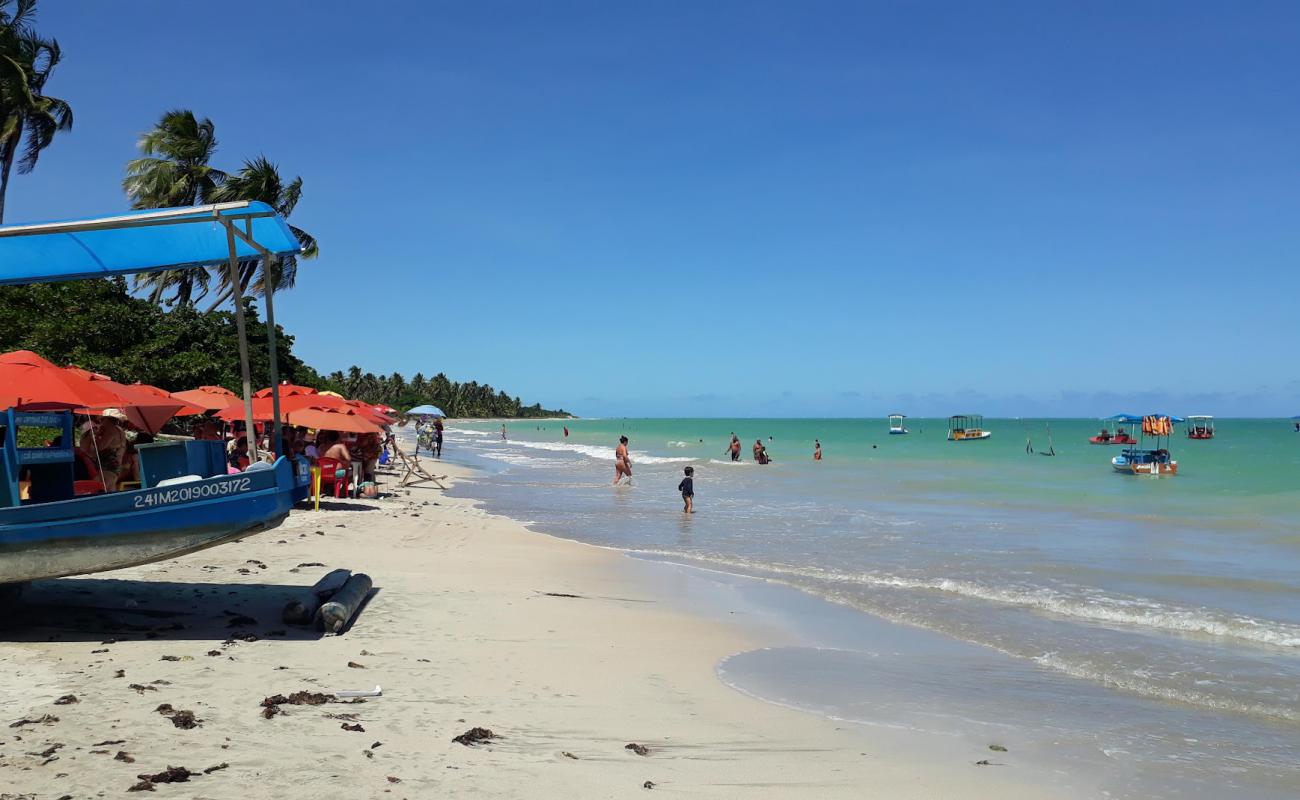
406,404 -> 446,417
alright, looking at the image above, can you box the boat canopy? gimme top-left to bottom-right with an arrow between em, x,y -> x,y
1185,415 -> 1213,420
1104,414 -> 1144,423
0,201 -> 303,461
1106,413 -> 1184,424
0,201 -> 301,285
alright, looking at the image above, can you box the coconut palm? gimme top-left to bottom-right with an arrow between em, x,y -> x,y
0,0 -> 73,224
204,155 -> 317,310
123,109 -> 227,306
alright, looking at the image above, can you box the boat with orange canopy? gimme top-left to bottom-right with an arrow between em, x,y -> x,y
1111,415 -> 1182,476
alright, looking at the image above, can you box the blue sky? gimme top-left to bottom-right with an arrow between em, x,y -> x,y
10,1 -> 1300,416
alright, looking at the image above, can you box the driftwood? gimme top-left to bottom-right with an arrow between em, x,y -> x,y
282,568 -> 352,625
315,573 -> 373,633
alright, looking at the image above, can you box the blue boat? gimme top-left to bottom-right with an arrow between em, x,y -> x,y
0,202 -> 311,587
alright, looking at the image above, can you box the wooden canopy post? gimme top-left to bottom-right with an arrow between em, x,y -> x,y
224,224 -> 258,461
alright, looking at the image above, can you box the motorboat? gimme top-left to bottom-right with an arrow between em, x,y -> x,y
1090,414 -> 1139,445
1186,415 -> 1215,440
948,414 -> 991,441
1111,415 -> 1181,476
888,414 -> 909,435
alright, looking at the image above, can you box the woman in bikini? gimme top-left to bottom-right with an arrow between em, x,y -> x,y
613,436 -> 632,485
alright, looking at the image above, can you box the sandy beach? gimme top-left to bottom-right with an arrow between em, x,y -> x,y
1,462 -> 1073,798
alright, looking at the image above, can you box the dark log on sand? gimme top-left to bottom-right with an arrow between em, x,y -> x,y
282,568 -> 352,625
315,573 -> 373,633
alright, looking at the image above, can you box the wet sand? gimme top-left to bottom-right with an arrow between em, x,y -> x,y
1,462 -> 1068,797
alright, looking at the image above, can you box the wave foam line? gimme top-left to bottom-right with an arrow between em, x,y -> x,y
626,550 -> 1300,650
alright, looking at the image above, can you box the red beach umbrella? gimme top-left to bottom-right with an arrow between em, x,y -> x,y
254,382 -> 318,398
284,407 -> 382,434
173,385 -> 242,411
63,367 -> 198,434
0,350 -> 125,410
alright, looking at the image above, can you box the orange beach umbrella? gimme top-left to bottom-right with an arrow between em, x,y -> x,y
283,407 -> 382,434
0,350 -> 123,410
173,385 -> 242,411
254,382 -> 318,398
64,367 -> 201,434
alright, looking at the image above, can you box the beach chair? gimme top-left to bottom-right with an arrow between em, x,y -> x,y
317,457 -> 353,498
390,440 -> 447,490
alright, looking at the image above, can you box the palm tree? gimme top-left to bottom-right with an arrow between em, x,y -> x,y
204,155 -> 317,310
0,0 -> 73,223
122,109 -> 226,306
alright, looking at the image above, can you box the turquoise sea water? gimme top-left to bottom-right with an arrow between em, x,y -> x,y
434,417 -> 1300,798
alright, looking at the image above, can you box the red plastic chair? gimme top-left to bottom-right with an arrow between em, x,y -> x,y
316,457 -> 352,499
74,449 -> 106,496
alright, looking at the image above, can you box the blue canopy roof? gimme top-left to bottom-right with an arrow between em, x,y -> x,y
0,201 -> 301,286
1105,414 -> 1185,423
1104,414 -> 1144,423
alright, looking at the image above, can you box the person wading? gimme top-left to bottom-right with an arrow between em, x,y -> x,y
613,435 -> 632,485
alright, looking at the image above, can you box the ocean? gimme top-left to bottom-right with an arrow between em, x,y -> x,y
425,417 -> 1300,798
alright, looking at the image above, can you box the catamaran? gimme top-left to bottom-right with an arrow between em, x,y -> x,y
1185,415 -> 1215,440
948,414 -> 991,441
1111,415 -> 1181,476
0,202 -> 312,588
888,414 -> 909,435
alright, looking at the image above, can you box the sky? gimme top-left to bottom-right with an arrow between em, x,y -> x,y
8,1 -> 1300,416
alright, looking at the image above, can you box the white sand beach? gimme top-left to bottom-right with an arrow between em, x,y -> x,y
1,462 -> 1074,798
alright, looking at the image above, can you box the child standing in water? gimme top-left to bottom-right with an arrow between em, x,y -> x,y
677,466 -> 695,513
813,439 -> 822,460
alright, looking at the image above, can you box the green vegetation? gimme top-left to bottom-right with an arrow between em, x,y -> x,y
0,279 -> 572,418
322,368 -> 570,419
0,4 -> 569,419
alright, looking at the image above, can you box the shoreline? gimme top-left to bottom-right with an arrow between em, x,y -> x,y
2,461 -> 1071,797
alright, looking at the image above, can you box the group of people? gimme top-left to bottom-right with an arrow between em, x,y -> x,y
415,416 -> 444,458
238,425 -> 387,485
608,432 -> 829,515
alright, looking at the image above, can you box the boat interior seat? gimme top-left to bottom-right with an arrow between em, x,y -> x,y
157,474 -> 203,487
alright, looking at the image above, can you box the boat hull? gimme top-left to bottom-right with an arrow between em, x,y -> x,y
0,458 -> 305,584
1111,452 -> 1178,476
948,431 -> 992,441
888,429 -> 909,435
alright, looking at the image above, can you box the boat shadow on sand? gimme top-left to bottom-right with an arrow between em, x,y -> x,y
1,576 -> 379,643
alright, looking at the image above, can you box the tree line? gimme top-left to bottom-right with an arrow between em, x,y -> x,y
0,278 -> 571,418
0,2 -> 569,419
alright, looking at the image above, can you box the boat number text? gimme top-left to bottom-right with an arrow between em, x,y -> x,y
133,477 -> 253,508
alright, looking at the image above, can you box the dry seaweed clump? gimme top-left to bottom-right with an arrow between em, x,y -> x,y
128,765 -> 195,791
452,727 -> 499,746
260,690 -> 336,718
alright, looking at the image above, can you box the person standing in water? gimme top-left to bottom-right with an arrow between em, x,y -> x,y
677,466 -> 695,514
813,439 -> 822,460
728,433 -> 742,462
613,435 -> 632,485
500,423 -> 507,441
